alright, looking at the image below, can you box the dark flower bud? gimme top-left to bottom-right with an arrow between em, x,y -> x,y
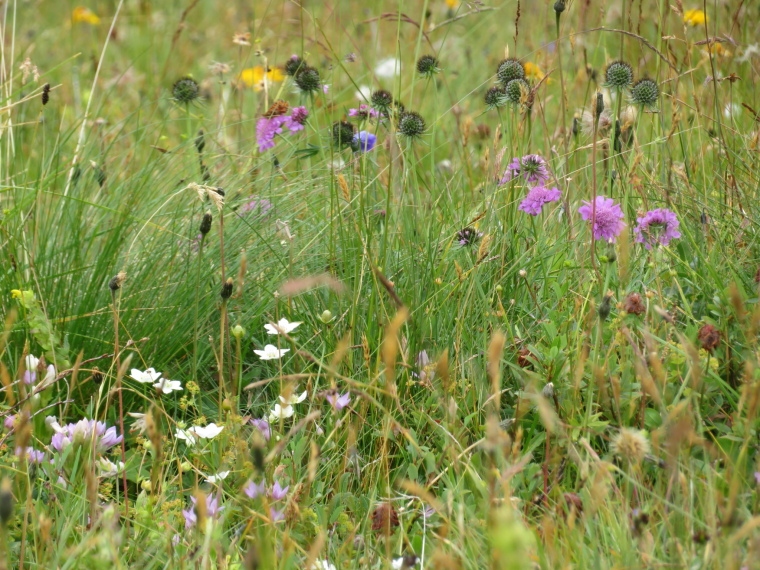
200,211 -> 213,235
484,86 -> 507,109
572,116 -> 580,137
0,479 -> 13,527
284,55 -> 306,77
496,58 -> 526,87
294,66 -> 321,93
370,89 -> 393,110
416,55 -> 440,76
332,121 -> 355,148
598,292 -> 613,321
42,83 -> 51,106
172,77 -> 200,104
504,78 -> 529,105
697,324 -> 720,352
109,272 -> 127,292
397,111 -> 426,138
554,0 -> 566,14
631,78 -> 659,109
92,367 -> 103,385
220,278 -> 234,300
595,92 -> 605,119
603,60 -> 634,90
195,130 -> 205,153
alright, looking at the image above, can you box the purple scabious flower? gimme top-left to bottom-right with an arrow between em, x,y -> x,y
270,480 -> 289,501
50,419 -> 123,453
518,186 -> 562,216
183,494 -> 224,530
256,116 -> 288,152
284,106 -> 309,133
250,418 -> 271,441
244,479 -> 266,499
456,227 -> 483,247
325,391 -> 352,411
240,197 -> 273,217
348,104 -> 380,120
634,208 -> 681,249
353,131 -> 377,153
578,196 -> 626,242
499,154 -> 551,186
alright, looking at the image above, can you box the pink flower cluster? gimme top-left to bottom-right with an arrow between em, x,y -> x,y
256,106 -> 309,152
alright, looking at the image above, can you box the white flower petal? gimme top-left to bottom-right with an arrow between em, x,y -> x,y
205,470 -> 230,483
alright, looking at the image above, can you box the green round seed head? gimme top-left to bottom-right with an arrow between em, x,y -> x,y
630,78 -> 659,108
604,60 -> 634,89
416,55 -> 440,76
371,89 -> 393,110
332,121 -> 355,147
295,66 -> 321,93
485,86 -> 507,109
172,77 -> 200,104
496,58 -> 526,86
504,78 -> 529,105
398,111 -> 426,138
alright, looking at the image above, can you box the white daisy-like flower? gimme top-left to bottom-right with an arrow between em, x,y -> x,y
130,368 -> 162,383
205,470 -> 230,484
268,404 -> 294,421
264,318 -> 302,335
254,344 -> 290,360
279,391 -> 307,406
175,429 -> 197,445
190,423 -> 225,439
153,379 -> 183,394
375,57 -> 400,79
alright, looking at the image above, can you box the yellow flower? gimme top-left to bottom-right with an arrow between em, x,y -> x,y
524,62 -> 545,81
72,6 -> 101,25
445,0 -> 460,8
683,9 -> 707,26
238,66 -> 285,92
10,289 -> 22,299
705,42 -> 731,57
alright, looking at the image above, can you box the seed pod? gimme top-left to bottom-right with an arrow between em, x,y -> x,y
220,277 -> 233,300
554,0 -> 566,13
200,211 -> 212,236
595,92 -> 605,119
42,83 -> 51,106
598,292 -> 613,321
109,272 -> 127,291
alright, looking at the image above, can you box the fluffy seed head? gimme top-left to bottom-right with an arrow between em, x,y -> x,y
611,428 -> 650,464
504,78 -> 529,105
294,67 -> 321,93
398,111 -> 426,138
284,55 -> 306,77
631,79 -> 659,108
497,58 -> 526,86
485,86 -> 507,109
416,54 -> 440,76
332,121 -> 355,147
172,77 -> 200,104
604,60 -> 634,89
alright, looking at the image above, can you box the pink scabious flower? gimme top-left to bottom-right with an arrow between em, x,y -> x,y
284,106 -> 309,133
518,186 -> 562,215
634,208 -> 681,249
348,104 -> 380,120
499,154 -> 551,186
578,196 -> 626,242
50,419 -> 123,453
256,116 -> 288,152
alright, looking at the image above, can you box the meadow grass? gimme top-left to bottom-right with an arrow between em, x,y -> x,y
1,0 -> 760,568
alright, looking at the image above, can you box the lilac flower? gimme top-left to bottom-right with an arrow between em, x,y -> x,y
244,479 -> 266,499
633,208 -> 681,249
256,116 -> 288,152
49,419 -> 123,453
353,131 -> 377,152
284,106 -> 309,133
578,196 -> 626,242
499,154 -> 551,186
270,480 -> 289,501
325,391 -> 352,411
755,472 -> 760,485
4,415 -> 16,430
240,196 -> 273,217
183,494 -> 224,530
15,447 -> 45,464
22,355 -> 56,389
518,186 -> 562,216
414,351 -> 436,385
250,418 -> 271,441
270,507 -> 285,523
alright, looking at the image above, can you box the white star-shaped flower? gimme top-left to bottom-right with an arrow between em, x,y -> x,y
268,404 -> 294,421
279,391 -> 307,406
175,429 -> 197,445
130,368 -> 162,383
190,423 -> 224,439
264,318 -> 302,335
154,379 -> 183,394
205,470 -> 230,484
254,344 -> 290,360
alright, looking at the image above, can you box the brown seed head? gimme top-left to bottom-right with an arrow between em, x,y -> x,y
623,292 -> 646,315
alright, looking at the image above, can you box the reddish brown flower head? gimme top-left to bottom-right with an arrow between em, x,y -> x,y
517,348 -> 534,368
623,292 -> 646,315
371,503 -> 399,533
697,324 -> 721,352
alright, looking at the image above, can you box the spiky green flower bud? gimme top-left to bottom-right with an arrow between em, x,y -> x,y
332,121 -> 355,147
496,58 -> 526,87
504,78 -> 529,105
416,55 -> 440,76
172,77 -> 200,104
485,86 -> 507,109
630,78 -> 659,109
397,111 -> 426,138
294,66 -> 321,93
604,60 -> 634,90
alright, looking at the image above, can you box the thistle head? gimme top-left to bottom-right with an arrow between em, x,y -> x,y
397,111 -> 426,139
172,77 -> 200,104
416,54 -> 440,77
294,66 -> 321,93
484,86 -> 507,109
496,58 -> 526,86
603,60 -> 634,90
630,78 -> 659,109
370,89 -> 393,111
